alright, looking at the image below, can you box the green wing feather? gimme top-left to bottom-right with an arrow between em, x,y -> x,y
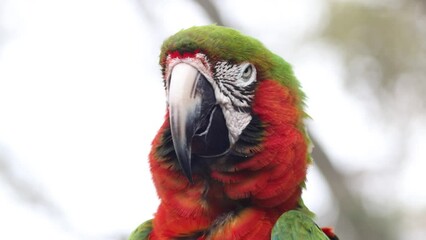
128,219 -> 153,240
271,210 -> 330,240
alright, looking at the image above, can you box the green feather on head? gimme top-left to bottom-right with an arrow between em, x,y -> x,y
160,25 -> 306,108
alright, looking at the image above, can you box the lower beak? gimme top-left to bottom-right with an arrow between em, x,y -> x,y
168,63 -> 216,183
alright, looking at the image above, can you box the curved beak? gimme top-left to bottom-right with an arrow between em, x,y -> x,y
168,63 -> 216,183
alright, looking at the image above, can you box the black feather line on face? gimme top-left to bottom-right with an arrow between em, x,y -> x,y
212,61 -> 258,113
219,84 -> 249,105
221,82 -> 253,101
243,81 -> 257,94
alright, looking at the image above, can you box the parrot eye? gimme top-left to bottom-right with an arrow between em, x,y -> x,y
241,64 -> 254,81
238,63 -> 256,87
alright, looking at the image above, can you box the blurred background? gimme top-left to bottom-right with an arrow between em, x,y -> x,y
0,0 -> 425,239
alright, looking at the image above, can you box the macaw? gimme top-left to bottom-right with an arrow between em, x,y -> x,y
129,25 -> 338,240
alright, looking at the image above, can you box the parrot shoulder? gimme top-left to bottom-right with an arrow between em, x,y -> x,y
271,210 -> 331,240
128,219 -> 153,240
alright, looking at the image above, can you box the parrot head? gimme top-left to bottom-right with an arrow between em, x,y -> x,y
159,25 -> 306,183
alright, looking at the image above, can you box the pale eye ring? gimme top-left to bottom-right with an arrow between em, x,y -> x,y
241,64 -> 254,81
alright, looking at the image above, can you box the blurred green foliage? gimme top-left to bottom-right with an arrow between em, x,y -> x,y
322,0 -> 426,120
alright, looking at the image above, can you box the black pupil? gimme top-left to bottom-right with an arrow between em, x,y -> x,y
244,66 -> 251,76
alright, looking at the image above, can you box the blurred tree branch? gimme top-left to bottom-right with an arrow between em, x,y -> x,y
193,0 -> 224,26
311,135 -> 394,240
